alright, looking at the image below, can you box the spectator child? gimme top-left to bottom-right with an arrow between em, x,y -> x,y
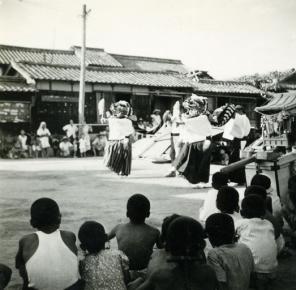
205,213 -> 254,290
79,134 -> 87,157
0,264 -> 12,290
59,137 -> 73,157
108,194 -> 161,273
237,195 -> 278,289
244,185 -> 282,242
78,221 -> 129,290
18,130 -> 29,156
216,186 -> 242,226
131,217 -> 217,290
199,172 -> 229,223
15,198 -> 80,290
146,214 -> 181,276
31,137 -> 42,158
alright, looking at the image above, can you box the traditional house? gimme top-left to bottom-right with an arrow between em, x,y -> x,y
0,44 -> 193,135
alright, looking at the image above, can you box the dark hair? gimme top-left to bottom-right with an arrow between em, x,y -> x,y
212,172 -> 228,190
205,213 -> 235,247
241,194 -> 265,218
244,185 -> 272,213
216,186 -> 239,214
244,185 -> 267,199
251,174 -> 271,190
166,216 -> 205,257
30,198 -> 61,229
127,194 -> 150,224
161,214 -> 181,245
78,221 -> 107,254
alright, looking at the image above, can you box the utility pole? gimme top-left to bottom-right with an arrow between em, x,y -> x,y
78,4 -> 91,127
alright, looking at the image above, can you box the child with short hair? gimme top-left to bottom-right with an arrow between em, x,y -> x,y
199,172 -> 228,223
205,213 -> 254,290
108,194 -> 161,273
59,137 -> 74,157
216,185 -> 242,225
78,221 -> 129,290
15,198 -> 80,290
131,216 -> 218,290
237,195 -> 278,290
0,264 -> 12,290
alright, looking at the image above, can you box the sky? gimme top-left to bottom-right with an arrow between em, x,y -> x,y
0,0 -> 295,79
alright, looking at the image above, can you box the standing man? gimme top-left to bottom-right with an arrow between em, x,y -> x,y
63,120 -> 78,144
223,105 -> 251,185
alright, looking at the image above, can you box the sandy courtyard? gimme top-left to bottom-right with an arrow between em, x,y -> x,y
0,158 -> 296,289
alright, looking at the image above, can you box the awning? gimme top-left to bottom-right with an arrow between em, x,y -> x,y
255,93 -> 296,114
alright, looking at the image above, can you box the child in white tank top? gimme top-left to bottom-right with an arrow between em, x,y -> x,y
15,198 -> 81,290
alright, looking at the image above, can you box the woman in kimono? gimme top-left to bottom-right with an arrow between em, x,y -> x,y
105,101 -> 135,176
37,121 -> 51,158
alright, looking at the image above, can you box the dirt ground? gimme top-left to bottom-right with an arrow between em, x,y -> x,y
1,158 -> 296,289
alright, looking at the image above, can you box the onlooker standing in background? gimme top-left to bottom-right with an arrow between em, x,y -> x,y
62,120 -> 78,144
18,130 -> 29,158
81,121 -> 92,153
37,121 -> 51,158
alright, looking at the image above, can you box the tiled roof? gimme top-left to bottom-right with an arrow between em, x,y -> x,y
0,76 -> 36,92
15,63 -> 193,88
110,54 -> 188,74
193,79 -> 263,95
0,45 -> 122,67
256,92 -> 296,113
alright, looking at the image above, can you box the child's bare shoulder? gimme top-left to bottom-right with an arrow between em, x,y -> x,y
60,230 -> 76,241
60,230 -> 77,254
19,233 -> 38,247
146,224 -> 160,235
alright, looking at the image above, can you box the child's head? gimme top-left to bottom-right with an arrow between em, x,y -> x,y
127,194 -> 150,224
244,185 -> 267,200
251,174 -> 271,192
20,129 -> 25,135
212,172 -> 228,190
78,221 -> 107,254
161,214 -> 181,246
240,194 -> 265,218
205,213 -> 235,247
166,216 -> 205,257
216,186 -> 239,214
30,198 -> 61,230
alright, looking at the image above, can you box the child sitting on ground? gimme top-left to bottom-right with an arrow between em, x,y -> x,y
216,185 -> 242,226
205,213 -> 254,290
146,214 -> 182,277
0,264 -> 12,290
108,194 -> 161,274
129,216 -> 218,290
79,221 -> 129,290
244,185 -> 284,252
15,198 -> 80,290
236,194 -> 278,290
199,172 -> 228,223
59,137 -> 74,157
250,174 -> 282,218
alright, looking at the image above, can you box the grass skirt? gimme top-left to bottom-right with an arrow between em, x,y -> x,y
173,141 -> 212,184
105,140 -> 132,176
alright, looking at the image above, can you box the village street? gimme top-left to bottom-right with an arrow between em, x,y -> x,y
1,157 -> 296,289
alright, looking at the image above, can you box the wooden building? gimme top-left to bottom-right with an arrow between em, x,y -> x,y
0,44 -> 193,134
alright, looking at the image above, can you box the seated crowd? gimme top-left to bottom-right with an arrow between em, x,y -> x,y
2,173 -> 296,290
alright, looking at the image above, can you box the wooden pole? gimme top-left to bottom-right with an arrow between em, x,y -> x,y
78,4 -> 89,129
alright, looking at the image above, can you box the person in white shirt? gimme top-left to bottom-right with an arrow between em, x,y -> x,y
18,130 -> 28,153
236,194 -> 278,289
172,95 -> 212,188
37,122 -> 51,158
223,105 -> 251,185
62,120 -> 78,143
59,137 -> 73,157
105,101 -> 135,176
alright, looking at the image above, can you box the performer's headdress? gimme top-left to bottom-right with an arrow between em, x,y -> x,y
214,104 -> 236,126
110,100 -> 133,118
183,94 -> 208,118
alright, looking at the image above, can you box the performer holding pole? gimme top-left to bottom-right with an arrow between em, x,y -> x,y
172,95 -> 213,188
105,101 -> 135,176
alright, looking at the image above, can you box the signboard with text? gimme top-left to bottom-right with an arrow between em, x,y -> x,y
0,102 -> 31,123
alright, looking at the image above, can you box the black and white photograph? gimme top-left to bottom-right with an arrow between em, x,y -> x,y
1,0 -> 296,289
